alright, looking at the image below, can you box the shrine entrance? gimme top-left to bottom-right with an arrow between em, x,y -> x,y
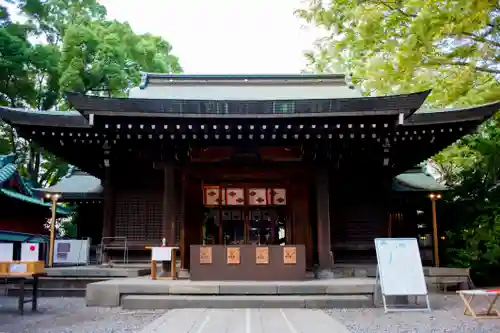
201,185 -> 290,246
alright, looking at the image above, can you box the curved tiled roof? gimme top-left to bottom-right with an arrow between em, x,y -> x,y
0,154 -> 72,214
65,90 -> 430,116
393,169 -> 447,192
35,167 -> 103,200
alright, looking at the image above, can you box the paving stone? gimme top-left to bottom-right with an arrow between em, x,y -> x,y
138,308 -> 352,333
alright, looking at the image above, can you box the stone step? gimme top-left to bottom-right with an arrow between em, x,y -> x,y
121,294 -> 374,310
38,277 -> 109,289
7,287 -> 86,297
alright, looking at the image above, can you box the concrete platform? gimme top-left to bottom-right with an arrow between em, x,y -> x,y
85,276 -> 376,309
45,265 -> 151,277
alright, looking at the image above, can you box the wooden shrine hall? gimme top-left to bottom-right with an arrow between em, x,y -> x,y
0,73 -> 499,280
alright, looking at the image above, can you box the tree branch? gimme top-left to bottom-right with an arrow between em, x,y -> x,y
373,0 -> 417,18
425,58 -> 500,74
372,0 -> 499,48
450,62 -> 500,74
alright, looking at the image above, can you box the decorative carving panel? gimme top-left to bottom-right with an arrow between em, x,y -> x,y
204,186 -> 225,206
227,247 -> 241,264
269,188 -> 287,205
283,246 -> 297,264
199,247 -> 212,264
256,247 -> 269,264
248,188 -> 268,205
226,188 -> 245,205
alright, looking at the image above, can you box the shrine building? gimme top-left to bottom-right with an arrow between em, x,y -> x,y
0,74 -> 498,279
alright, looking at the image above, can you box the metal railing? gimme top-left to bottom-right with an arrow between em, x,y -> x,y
99,237 -> 128,264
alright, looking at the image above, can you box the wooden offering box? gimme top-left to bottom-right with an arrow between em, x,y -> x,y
190,245 -> 306,281
0,261 -> 45,275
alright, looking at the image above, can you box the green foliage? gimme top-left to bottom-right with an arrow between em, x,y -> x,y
296,0 -> 500,107
0,0 -> 182,185
58,19 -> 182,96
60,218 -> 77,238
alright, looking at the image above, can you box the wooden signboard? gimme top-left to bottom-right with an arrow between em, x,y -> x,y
0,261 -> 44,274
256,247 -> 269,264
199,247 -> 212,264
283,247 -> 297,265
227,247 -> 241,264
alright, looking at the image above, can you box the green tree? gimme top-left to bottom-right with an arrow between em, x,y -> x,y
0,1 -> 182,185
0,3 -> 35,154
296,0 -> 500,107
58,19 -> 182,96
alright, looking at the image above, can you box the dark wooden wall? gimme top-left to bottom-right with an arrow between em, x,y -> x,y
76,204 -> 103,244
290,178 -> 313,268
330,172 -> 391,263
112,166 -> 164,244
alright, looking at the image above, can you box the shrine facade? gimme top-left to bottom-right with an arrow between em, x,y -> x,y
0,73 -> 498,272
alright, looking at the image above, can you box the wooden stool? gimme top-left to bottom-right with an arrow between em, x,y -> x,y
457,289 -> 500,319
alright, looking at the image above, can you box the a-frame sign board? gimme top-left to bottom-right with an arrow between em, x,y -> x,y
374,238 -> 431,313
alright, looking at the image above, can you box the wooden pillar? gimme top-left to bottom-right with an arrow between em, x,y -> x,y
179,172 -> 186,269
316,167 -> 331,269
161,163 -> 175,276
162,163 -> 175,245
101,166 -> 114,263
430,194 -> 441,267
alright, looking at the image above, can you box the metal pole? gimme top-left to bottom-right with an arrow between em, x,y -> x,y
48,195 -> 58,267
431,197 -> 440,267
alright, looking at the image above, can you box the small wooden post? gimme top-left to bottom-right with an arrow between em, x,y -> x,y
47,193 -> 60,267
387,213 -> 393,237
170,248 -> 177,280
430,193 -> 442,267
151,260 -> 157,280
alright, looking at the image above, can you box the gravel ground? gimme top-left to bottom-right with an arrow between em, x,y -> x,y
0,297 -> 165,333
2,294 -> 500,333
326,294 -> 500,333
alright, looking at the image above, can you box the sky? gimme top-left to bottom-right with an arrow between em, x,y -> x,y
99,0 -> 322,74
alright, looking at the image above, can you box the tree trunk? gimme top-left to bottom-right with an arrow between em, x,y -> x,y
8,99 -> 17,153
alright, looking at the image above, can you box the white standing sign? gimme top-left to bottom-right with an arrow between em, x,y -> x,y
21,243 -> 40,262
151,247 -> 175,261
374,238 -> 431,312
0,243 -> 14,261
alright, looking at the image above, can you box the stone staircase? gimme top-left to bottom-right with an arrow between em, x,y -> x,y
120,294 -> 372,309
86,278 -> 377,309
4,265 -> 152,297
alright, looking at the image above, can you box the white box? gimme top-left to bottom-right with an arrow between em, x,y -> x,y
0,243 -> 14,261
21,243 -> 39,262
